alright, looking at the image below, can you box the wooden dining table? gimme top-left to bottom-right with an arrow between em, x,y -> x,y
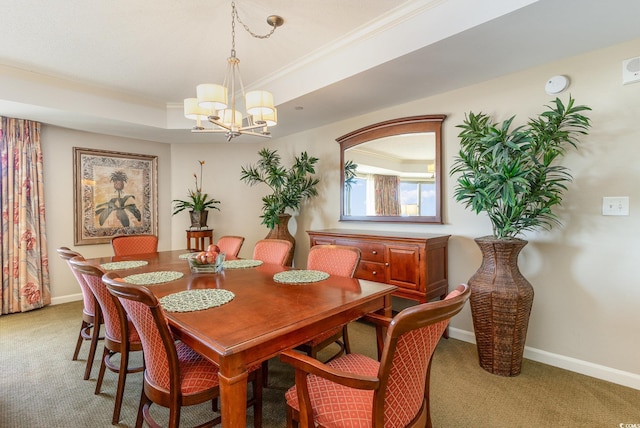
86,249 -> 397,428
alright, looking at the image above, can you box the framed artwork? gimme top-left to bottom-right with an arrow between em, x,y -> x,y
73,147 -> 158,245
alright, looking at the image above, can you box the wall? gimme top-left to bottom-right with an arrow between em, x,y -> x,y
43,127 -> 171,303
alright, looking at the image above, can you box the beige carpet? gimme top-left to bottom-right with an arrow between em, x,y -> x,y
1,301 -> 638,427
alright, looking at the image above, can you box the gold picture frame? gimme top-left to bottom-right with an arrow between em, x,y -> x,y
73,147 -> 158,245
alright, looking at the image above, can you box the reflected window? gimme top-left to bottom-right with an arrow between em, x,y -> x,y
345,175 -> 435,217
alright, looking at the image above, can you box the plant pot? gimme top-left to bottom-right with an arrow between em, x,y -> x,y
265,213 -> 295,266
189,210 -> 209,229
468,236 -> 534,377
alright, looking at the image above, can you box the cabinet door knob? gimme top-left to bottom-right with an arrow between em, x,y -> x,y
371,250 -> 377,255
385,262 -> 389,267
372,271 -> 377,275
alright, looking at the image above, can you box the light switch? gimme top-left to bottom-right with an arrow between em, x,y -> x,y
602,197 -> 629,216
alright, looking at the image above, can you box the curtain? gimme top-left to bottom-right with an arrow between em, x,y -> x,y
374,174 -> 401,216
1,117 -> 50,315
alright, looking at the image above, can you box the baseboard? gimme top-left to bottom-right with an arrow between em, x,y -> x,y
51,293 -> 83,306
448,327 -> 640,391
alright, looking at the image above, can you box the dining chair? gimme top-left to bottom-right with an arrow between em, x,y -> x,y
252,238 -> 293,265
297,245 -> 362,361
111,234 -> 158,256
69,256 -> 144,425
216,235 -> 245,258
280,284 -> 470,428
56,247 -> 102,380
103,272 -> 264,428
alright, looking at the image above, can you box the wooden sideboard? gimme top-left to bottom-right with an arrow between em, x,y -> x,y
307,229 -> 450,303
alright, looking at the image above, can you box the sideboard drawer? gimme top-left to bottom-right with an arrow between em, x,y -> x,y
356,261 -> 386,282
336,239 -> 385,263
308,229 -> 450,304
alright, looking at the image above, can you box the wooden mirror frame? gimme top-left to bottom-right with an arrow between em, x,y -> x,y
337,114 -> 446,223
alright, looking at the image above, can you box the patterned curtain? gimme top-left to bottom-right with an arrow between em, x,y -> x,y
374,174 -> 401,216
1,117 -> 50,315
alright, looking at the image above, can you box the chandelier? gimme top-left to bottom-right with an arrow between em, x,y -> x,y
183,2 -> 283,141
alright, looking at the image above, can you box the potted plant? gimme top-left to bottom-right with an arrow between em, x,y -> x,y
450,96 -> 591,376
172,160 -> 220,229
240,148 -> 320,266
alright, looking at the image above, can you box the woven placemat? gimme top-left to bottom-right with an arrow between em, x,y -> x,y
273,270 -> 329,284
159,289 -> 235,313
100,260 -> 148,270
222,259 -> 263,269
123,271 -> 184,285
178,252 -> 198,260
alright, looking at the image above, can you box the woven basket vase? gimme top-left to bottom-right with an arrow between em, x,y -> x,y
468,236 -> 534,377
264,213 -> 295,267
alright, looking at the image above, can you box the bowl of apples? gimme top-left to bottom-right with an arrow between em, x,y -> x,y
188,245 -> 226,273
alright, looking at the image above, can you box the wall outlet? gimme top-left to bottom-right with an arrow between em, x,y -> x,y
602,196 -> 629,216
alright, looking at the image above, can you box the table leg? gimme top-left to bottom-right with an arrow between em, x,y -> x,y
218,366 -> 249,428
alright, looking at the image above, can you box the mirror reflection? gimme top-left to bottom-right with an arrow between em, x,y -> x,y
338,115 -> 445,223
344,133 -> 436,217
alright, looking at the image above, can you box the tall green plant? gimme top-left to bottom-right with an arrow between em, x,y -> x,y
240,148 -> 319,229
450,96 -> 591,239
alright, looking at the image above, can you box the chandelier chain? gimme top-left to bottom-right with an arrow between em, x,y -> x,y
232,1 -> 278,40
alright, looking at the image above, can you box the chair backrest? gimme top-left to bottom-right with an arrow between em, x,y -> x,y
216,235 -> 245,258
103,272 -> 179,392
307,245 -> 361,278
57,247 -> 95,316
374,284 -> 470,427
69,256 -> 127,342
111,234 -> 158,256
252,239 -> 293,266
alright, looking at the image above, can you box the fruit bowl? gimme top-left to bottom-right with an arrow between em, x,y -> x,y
188,252 -> 226,273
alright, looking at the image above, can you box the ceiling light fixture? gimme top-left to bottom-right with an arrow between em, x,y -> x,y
184,2 -> 283,141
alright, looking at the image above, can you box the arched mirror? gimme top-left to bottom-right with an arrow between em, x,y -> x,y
338,115 -> 445,223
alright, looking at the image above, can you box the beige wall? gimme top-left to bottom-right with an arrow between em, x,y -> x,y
43,127 -> 172,301
43,38 -> 640,388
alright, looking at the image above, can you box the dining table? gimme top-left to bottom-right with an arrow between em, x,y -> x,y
85,249 -> 397,428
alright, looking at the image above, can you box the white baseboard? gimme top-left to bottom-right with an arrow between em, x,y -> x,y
448,327 -> 640,391
51,293 -> 83,305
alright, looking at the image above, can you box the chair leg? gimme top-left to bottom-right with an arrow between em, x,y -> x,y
111,344 -> 130,424
73,320 -> 90,360
95,347 -> 110,394
135,386 -> 147,428
84,315 -> 102,380
342,324 -> 351,354
286,405 -> 298,428
168,403 -> 182,428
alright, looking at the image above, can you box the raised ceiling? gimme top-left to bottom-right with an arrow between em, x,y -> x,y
1,0 -> 639,143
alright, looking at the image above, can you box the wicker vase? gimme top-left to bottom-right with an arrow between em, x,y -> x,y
189,210 -> 209,229
469,236 -> 534,376
265,213 -> 295,266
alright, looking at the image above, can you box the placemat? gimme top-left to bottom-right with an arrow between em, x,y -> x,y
159,289 -> 235,313
273,270 -> 329,284
123,271 -> 184,285
100,260 -> 148,270
222,259 -> 264,269
178,252 -> 198,260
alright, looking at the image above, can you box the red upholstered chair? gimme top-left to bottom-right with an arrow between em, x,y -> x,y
280,284 -> 470,428
111,234 -> 158,256
252,239 -> 293,265
69,257 -> 144,425
297,245 -> 362,361
103,272 -> 263,428
56,247 -> 102,380
216,235 -> 245,258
